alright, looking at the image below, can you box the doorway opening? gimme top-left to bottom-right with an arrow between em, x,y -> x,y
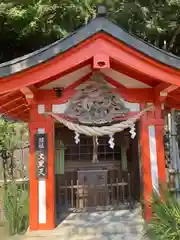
54,123 -> 140,218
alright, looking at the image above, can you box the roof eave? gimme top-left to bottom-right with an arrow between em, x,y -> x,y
0,17 -> 180,78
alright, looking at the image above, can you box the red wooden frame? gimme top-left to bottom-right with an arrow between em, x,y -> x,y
1,33 -> 180,95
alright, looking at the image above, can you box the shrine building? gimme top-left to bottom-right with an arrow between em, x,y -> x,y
0,9 -> 180,231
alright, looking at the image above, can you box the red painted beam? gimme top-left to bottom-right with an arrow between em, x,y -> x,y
35,72 -> 93,104
167,94 -> 180,104
10,108 -> 30,119
29,85 -> 38,94
21,87 -> 34,97
0,96 -> 24,110
165,101 -> 180,109
155,83 -> 179,94
111,60 -> 157,87
115,88 -> 154,102
166,95 -> 180,104
101,34 -> 180,85
10,110 -> 29,118
35,87 -> 154,104
1,104 -> 28,115
1,108 -> 29,122
155,83 -> 170,92
0,92 -> 24,104
36,89 -> 75,104
101,73 -> 154,101
64,72 -> 92,91
102,73 -> 127,89
0,99 -> 28,118
20,87 -> 37,105
35,60 -> 92,89
1,33 -> 180,96
163,85 -> 179,93
12,114 -> 29,122
154,83 -> 180,104
170,88 -> 180,95
0,53 -> 93,94
0,91 -> 21,100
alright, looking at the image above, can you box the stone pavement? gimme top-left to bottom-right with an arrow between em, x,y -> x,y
21,208 -> 146,240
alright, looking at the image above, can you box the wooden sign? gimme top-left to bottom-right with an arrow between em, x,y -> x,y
35,133 -> 48,178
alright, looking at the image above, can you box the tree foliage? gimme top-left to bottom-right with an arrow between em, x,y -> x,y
0,118 -> 28,183
4,182 -> 29,235
1,0 -> 180,63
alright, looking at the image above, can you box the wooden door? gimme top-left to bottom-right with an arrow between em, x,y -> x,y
78,170 -> 108,207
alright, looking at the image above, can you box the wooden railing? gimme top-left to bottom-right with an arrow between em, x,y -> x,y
56,173 -> 133,213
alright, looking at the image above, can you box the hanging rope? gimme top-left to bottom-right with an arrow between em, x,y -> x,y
45,104 -> 154,137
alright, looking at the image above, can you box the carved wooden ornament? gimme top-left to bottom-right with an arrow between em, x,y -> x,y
65,72 -> 129,125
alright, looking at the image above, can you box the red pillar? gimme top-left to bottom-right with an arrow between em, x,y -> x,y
140,113 -> 152,221
29,104 -> 55,230
140,104 -> 166,221
29,122 -> 39,230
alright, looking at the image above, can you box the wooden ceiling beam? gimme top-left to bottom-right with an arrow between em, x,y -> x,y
110,60 -> 156,87
20,86 -> 36,105
155,83 -> 179,94
20,87 -> 34,97
10,108 -> 29,119
168,94 -> 180,103
99,72 -> 154,102
64,72 -> 92,91
35,60 -> 92,89
165,98 -> 180,109
101,73 -> 127,89
0,91 -> 21,100
1,104 -> 28,115
7,111 -> 29,122
1,34 -> 180,96
0,96 -> 24,110
154,83 -> 179,103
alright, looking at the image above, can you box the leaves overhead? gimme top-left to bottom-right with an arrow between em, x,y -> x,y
0,0 -> 180,63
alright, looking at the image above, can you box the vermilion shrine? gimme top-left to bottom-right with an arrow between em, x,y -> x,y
0,11 -> 180,231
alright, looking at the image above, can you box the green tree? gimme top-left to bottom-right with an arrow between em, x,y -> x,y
0,118 -> 28,184
1,0 -> 180,63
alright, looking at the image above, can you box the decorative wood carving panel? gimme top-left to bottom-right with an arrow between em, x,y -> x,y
65,72 -> 129,125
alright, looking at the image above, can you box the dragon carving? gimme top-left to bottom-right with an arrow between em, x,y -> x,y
65,72 -> 129,125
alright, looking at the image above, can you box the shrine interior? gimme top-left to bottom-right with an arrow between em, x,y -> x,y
54,122 -> 141,214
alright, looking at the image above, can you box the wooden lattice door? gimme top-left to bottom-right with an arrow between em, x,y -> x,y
77,170 -> 108,207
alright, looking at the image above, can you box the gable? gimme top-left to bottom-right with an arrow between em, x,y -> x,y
0,17 -> 180,78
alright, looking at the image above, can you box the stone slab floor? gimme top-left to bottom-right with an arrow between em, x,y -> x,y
17,208 -> 146,240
